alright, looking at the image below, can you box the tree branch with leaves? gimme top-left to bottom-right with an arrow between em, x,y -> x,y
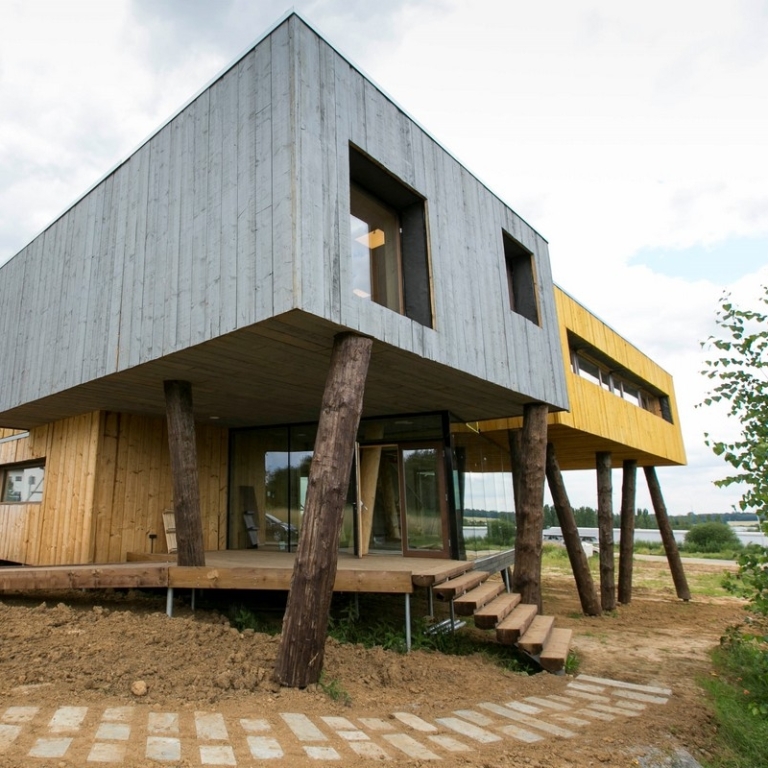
701,288 -> 768,615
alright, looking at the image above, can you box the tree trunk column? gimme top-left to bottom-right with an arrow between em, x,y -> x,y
273,333 -> 373,688
644,466 -> 691,601
618,459 -> 637,604
596,451 -> 616,611
545,443 -> 601,616
164,380 -> 206,567
511,403 -> 549,612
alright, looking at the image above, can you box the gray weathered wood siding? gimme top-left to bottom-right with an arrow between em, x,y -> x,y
0,13 -> 567,418
0,23 -> 295,415
290,18 -> 567,408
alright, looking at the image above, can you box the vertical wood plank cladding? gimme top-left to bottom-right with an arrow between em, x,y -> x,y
0,413 -> 226,566
0,35 -> 275,414
269,21 -> 295,317
145,123 -> 170,365
219,62 -> 240,336
251,41 -> 276,324
90,413 -> 228,563
296,22 -> 337,321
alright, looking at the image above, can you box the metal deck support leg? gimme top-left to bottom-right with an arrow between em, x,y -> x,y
166,587 -> 174,617
450,600 -> 456,632
354,593 -> 360,618
502,567 -> 512,593
191,588 -> 196,611
427,586 -> 434,618
405,593 -> 412,652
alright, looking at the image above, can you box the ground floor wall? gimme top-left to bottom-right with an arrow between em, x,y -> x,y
0,413 -> 228,566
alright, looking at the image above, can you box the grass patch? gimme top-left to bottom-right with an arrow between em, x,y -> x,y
701,621 -> 768,767
318,673 -> 352,706
327,594 -> 536,673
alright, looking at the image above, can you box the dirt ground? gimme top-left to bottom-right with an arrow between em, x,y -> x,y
0,557 -> 746,767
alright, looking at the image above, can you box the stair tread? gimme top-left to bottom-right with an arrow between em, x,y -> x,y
496,603 -> 538,644
454,581 -> 506,615
540,627 -> 573,673
518,614 -> 555,655
433,570 -> 490,599
473,592 -> 521,629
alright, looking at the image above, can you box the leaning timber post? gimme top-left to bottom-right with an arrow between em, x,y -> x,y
596,451 -> 616,611
511,403 -> 549,611
618,459 -> 638,604
545,443 -> 602,616
273,333 -> 373,688
164,380 -> 206,567
643,466 -> 691,601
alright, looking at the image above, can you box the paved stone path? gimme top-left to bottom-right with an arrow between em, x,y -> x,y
0,675 -> 671,763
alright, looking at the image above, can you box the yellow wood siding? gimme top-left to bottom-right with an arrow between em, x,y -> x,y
0,412 -> 228,566
471,287 -> 686,470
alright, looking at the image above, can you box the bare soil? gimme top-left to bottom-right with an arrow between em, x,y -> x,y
0,558 -> 746,767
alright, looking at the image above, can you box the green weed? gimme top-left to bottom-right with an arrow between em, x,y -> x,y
701,622 -> 768,767
318,674 -> 352,706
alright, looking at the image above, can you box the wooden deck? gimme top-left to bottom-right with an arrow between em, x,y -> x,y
0,550 -> 477,595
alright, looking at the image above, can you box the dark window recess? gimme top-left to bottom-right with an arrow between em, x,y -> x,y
349,145 -> 433,328
659,396 -> 674,424
503,231 -> 540,325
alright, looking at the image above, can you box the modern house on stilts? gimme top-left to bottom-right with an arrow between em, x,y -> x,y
0,13 -> 686,669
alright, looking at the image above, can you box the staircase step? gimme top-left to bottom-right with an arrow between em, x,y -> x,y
540,627 -> 573,673
496,603 -> 538,644
433,570 -> 489,600
473,592 -> 521,629
454,581 -> 506,616
518,615 -> 555,655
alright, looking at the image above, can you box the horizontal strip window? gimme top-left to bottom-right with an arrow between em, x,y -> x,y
1,461 -> 45,504
570,351 -> 673,423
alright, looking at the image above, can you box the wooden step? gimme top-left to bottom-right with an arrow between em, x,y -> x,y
540,627 -> 573,673
474,592 -> 521,629
454,581 -> 506,616
496,603 -> 538,644
433,570 -> 489,600
518,615 -> 555,655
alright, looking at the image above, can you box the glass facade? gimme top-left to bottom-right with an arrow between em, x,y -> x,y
227,412 -> 516,562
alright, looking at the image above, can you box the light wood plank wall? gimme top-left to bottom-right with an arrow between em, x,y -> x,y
0,412 -> 228,566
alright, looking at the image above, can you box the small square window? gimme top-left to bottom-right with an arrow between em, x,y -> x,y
502,231 -> 539,325
349,146 -> 432,328
1,463 -> 45,503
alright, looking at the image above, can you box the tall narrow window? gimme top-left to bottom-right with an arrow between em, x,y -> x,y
503,231 -> 540,325
349,146 -> 433,327
350,184 -> 403,313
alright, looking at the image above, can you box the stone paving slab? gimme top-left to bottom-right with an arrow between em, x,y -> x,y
0,674 -> 671,764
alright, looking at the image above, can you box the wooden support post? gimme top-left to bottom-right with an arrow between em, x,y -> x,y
596,451 -> 616,611
618,459 -> 637,604
511,403 -> 549,611
644,466 -> 691,601
273,333 -> 373,688
545,443 -> 602,616
164,380 -> 205,567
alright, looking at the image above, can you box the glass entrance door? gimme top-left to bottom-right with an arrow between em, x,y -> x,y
357,442 -> 448,558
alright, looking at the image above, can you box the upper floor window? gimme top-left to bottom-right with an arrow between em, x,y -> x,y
503,231 -> 540,325
1,462 -> 45,503
570,347 -> 673,423
349,146 -> 433,328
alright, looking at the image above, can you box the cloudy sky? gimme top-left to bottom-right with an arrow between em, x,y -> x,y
1,0 -> 766,517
